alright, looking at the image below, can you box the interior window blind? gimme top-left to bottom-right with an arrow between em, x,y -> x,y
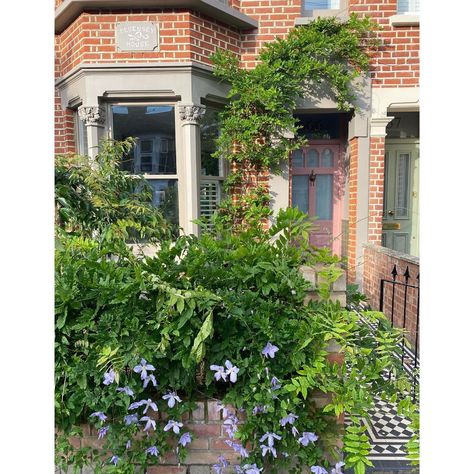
200,181 -> 220,225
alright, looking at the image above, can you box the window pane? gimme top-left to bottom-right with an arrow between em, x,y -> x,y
200,180 -> 221,226
396,153 -> 410,217
76,113 -> 88,155
304,0 -> 340,10
147,179 -> 179,225
397,0 -> 419,13
307,149 -> 319,168
292,149 -> 304,167
321,148 -> 334,167
316,174 -> 333,220
292,175 -> 309,213
201,107 -> 221,177
112,105 -> 176,174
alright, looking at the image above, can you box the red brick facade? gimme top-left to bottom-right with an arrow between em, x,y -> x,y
347,137 -> 359,283
368,136 -> 385,245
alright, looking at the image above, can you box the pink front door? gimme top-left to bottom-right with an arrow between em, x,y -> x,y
291,141 -> 343,255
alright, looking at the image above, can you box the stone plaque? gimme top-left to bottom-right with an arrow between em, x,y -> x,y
116,22 -> 159,52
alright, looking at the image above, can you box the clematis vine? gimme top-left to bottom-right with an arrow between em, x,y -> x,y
291,425 -> 299,437
116,386 -> 134,396
212,455 -> 229,474
164,420 -> 183,434
270,376 -> 281,390
140,398 -> 158,414
90,411 -> 107,422
163,391 -> 182,408
224,360 -> 239,383
178,432 -> 192,447
110,455 -> 119,466
331,462 -> 345,474
97,426 -> 109,439
298,431 -> 319,446
103,369 -> 115,385
280,413 -> 298,426
236,464 -> 263,474
260,444 -> 277,458
252,405 -> 267,415
259,432 -> 282,447
210,364 -> 227,382
133,358 -> 156,380
223,414 -> 239,438
140,416 -> 156,432
124,414 -> 138,426
311,467 -> 328,474
143,373 -> 157,388
216,402 -> 230,418
224,440 -> 249,458
262,342 -> 279,359
145,445 -> 159,456
125,440 -> 132,450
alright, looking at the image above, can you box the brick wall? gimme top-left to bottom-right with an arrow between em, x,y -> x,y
363,244 -> 419,349
349,0 -> 419,87
368,136 -> 385,245
347,137 -> 358,283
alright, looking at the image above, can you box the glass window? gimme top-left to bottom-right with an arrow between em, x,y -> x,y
321,149 -> 334,168
292,175 -> 309,214
304,0 -> 340,9
315,174 -> 333,220
307,149 -> 319,168
75,111 -> 88,155
396,153 -> 410,218
292,149 -> 304,168
112,104 -> 179,225
397,0 -> 420,14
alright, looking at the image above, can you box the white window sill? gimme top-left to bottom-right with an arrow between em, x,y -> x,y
389,14 -> 420,27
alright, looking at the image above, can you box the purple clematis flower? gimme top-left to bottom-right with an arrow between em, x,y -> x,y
223,414 -> 239,438
240,464 -> 263,474
330,462 -> 345,474
298,431 -> 319,446
270,376 -> 281,390
90,412 -> 107,422
145,445 -> 159,456
133,358 -> 156,380
216,402 -> 230,418
262,342 -> 279,359
225,360 -> 239,383
260,444 -> 277,458
291,425 -> 300,437
259,432 -> 282,447
140,398 -> 158,414
125,439 -> 132,450
143,373 -> 157,388
124,414 -> 138,425
163,391 -> 182,408
110,455 -> 119,466
210,364 -> 227,382
252,405 -> 267,415
116,386 -> 134,397
280,413 -> 299,426
225,440 -> 249,458
164,420 -> 183,434
178,432 -> 192,447
97,426 -> 109,439
103,369 -> 115,385
212,455 -> 229,474
311,467 -> 329,474
140,416 -> 156,432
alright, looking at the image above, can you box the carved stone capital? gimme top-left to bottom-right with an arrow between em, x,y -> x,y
78,106 -> 106,127
370,116 -> 394,137
178,105 -> 206,124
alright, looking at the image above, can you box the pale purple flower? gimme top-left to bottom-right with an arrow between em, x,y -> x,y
90,412 -> 107,422
140,416 -> 156,432
259,432 -> 282,447
178,432 -> 192,447
223,414 -> 239,438
124,414 -> 138,425
225,440 -> 249,458
116,386 -> 134,397
330,462 -> 345,474
212,455 -> 229,474
311,467 -> 329,474
143,373 -> 157,388
133,358 -> 156,380
97,426 -> 109,439
262,342 -> 279,359
210,364 -> 227,382
103,369 -> 115,385
298,431 -> 319,446
270,376 -> 281,390
242,465 -> 263,474
110,455 -> 119,466
280,413 -> 299,426
225,360 -> 239,383
140,398 -> 158,414
216,402 -> 230,418
125,440 -> 132,450
260,444 -> 277,458
252,405 -> 267,415
291,425 -> 299,437
145,445 -> 159,456
164,420 -> 183,434
163,391 -> 182,408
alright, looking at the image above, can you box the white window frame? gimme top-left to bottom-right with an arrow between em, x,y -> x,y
74,109 -> 88,155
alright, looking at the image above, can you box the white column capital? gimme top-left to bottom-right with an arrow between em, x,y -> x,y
370,116 -> 394,138
178,104 -> 206,125
78,105 -> 106,127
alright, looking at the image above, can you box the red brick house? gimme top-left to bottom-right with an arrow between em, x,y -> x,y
54,0 -> 420,294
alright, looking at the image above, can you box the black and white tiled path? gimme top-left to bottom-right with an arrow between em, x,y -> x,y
345,306 -> 420,472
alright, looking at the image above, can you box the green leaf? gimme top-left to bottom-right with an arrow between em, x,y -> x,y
190,311 -> 214,363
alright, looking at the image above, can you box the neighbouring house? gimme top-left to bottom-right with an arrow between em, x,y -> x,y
54,0 -> 420,298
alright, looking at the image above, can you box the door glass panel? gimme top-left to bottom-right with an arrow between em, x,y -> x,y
292,150 -> 304,167
396,153 -> 410,217
292,175 -> 309,213
307,149 -> 319,167
321,148 -> 334,167
315,174 -> 333,220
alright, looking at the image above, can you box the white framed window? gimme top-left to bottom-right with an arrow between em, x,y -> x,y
74,110 -> 88,155
303,0 -> 340,9
110,103 -> 179,226
397,0 -> 420,14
